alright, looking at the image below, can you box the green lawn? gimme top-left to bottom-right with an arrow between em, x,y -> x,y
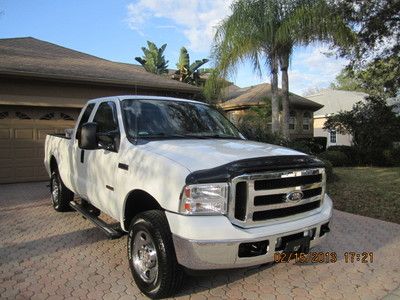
327,167 -> 400,224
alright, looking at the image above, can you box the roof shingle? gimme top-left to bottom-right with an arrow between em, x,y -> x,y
220,83 -> 323,111
0,37 -> 200,93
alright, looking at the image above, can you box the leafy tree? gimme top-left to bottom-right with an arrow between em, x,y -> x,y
135,41 -> 169,75
331,55 -> 400,98
336,0 -> 400,63
212,0 -> 354,139
202,69 -> 231,103
324,96 -> 400,164
330,67 -> 366,93
175,47 -> 209,86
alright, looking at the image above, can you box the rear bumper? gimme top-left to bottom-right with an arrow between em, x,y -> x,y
168,194 -> 332,270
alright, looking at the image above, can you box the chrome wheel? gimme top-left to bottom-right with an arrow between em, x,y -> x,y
51,175 -> 60,206
132,230 -> 158,283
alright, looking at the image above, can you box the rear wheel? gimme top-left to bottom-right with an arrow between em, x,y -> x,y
127,210 -> 183,299
50,170 -> 74,212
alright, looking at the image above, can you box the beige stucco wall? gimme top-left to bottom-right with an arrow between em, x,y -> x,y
314,116 -> 353,147
0,77 -> 197,108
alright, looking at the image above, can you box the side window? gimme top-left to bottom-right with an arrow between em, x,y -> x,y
76,103 -> 95,139
289,111 -> 296,130
93,101 -> 119,133
330,130 -> 337,144
303,112 -> 311,131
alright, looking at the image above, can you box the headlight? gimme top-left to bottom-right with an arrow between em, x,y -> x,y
179,183 -> 229,215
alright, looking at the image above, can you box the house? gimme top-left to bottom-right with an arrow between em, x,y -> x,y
219,83 -> 323,139
306,89 -> 368,147
0,37 -> 201,184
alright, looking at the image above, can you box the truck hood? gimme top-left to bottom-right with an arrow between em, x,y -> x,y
142,139 -> 306,172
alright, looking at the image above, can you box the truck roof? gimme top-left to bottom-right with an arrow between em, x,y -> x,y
86,95 -> 207,106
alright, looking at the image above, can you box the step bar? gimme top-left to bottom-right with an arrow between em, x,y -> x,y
69,201 -> 123,239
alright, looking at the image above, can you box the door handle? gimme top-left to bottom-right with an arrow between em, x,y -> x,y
80,149 -> 85,163
118,163 -> 129,170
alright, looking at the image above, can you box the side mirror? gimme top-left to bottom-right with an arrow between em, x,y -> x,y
79,122 -> 98,150
97,130 -> 120,152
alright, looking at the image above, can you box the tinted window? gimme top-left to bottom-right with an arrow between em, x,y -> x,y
121,99 -> 242,140
76,103 -> 95,139
93,101 -> 119,133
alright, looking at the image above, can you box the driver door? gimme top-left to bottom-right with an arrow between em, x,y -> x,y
84,101 -> 121,218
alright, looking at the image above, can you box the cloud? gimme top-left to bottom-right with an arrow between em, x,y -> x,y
126,0 -> 234,52
126,2 -> 348,94
288,45 -> 348,95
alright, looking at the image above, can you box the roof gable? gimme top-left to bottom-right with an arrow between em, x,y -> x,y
220,83 -> 323,111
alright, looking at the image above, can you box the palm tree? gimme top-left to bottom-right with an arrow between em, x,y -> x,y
135,41 -> 169,75
213,0 -> 354,138
276,0 -> 355,138
175,47 -> 210,86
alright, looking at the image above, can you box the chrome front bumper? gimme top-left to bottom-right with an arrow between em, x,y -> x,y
170,195 -> 332,270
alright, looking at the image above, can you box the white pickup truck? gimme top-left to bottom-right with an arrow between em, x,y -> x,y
44,95 -> 332,299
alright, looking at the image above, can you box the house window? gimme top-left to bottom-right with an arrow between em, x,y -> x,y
303,112 -> 311,131
289,111 -> 296,130
60,113 -> 74,121
330,130 -> 337,144
15,112 -> 31,119
40,113 -> 55,120
0,112 -> 9,119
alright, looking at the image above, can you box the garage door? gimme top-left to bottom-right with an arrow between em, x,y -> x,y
0,106 -> 79,184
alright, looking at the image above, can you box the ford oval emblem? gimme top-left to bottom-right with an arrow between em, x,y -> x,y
285,191 -> 304,203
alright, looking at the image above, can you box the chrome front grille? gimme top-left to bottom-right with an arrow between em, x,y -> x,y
229,168 -> 326,227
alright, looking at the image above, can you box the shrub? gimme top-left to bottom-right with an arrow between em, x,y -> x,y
295,137 -> 327,154
318,150 -> 349,167
287,140 -> 312,154
327,145 -> 358,164
381,148 -> 400,166
237,121 -> 287,145
319,158 -> 334,182
392,147 -> 400,166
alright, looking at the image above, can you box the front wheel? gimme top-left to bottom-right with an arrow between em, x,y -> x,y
127,210 -> 183,299
50,170 -> 74,212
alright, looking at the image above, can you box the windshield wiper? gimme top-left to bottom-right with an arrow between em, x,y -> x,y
199,134 -> 242,139
138,133 -> 184,138
138,133 -> 240,140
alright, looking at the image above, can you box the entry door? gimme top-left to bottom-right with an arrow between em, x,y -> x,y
85,101 -> 120,219
73,103 -> 95,198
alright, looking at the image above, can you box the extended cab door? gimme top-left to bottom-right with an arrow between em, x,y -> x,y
73,103 -> 96,198
84,101 -> 121,219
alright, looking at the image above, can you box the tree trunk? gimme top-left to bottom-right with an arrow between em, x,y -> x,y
280,53 -> 290,140
271,54 -> 280,134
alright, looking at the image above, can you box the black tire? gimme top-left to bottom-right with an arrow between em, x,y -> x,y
127,210 -> 184,299
50,170 -> 74,212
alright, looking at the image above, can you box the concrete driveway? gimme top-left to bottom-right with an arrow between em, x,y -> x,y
0,182 -> 399,300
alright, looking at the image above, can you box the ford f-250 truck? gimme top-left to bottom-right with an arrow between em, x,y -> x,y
44,95 -> 332,299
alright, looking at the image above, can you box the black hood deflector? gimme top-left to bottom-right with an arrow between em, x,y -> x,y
185,155 -> 325,184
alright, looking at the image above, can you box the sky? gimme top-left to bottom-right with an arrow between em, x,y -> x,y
0,0 -> 348,95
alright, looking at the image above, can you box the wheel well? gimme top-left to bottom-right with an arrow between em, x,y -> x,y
50,156 -> 58,173
123,190 -> 162,229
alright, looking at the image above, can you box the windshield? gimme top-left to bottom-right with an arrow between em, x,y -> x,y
121,99 -> 243,140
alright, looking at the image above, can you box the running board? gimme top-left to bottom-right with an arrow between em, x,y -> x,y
69,201 -> 123,239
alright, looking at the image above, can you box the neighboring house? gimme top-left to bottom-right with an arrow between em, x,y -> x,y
219,83 -> 323,140
306,89 -> 368,147
0,37 -> 201,184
